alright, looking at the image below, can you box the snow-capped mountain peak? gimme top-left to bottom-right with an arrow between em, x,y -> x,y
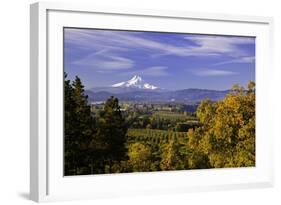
126,75 -> 143,87
112,75 -> 158,90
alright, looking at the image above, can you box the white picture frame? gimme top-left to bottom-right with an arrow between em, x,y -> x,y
30,2 -> 274,202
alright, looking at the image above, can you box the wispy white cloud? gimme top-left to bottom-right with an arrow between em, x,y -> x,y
192,68 -> 238,77
184,36 -> 254,57
141,66 -> 169,77
65,28 -> 255,59
213,56 -> 255,66
65,29 -> 193,56
183,36 -> 255,65
120,66 -> 169,77
64,29 -> 130,52
71,49 -> 134,71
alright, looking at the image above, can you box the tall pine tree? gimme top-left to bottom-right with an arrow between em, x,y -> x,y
64,73 -> 95,175
95,96 -> 128,172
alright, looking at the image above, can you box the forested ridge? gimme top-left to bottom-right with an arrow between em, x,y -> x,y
64,73 -> 255,175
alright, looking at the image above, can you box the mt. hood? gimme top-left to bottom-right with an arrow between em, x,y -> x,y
111,75 -> 158,90
86,75 -> 229,103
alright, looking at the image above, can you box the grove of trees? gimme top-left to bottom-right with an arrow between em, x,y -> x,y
64,73 -> 127,175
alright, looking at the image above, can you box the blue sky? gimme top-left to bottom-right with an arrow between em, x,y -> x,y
64,28 -> 255,90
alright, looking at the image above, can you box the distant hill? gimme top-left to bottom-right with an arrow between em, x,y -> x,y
85,88 -> 229,104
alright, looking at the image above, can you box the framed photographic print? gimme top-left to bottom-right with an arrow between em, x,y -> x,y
30,2 -> 274,202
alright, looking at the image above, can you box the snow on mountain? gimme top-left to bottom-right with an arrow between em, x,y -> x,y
143,83 -> 158,90
111,81 -> 126,87
112,75 -> 158,90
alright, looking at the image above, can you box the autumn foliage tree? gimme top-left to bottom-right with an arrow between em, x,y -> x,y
193,81 -> 256,168
128,142 -> 152,172
160,138 -> 186,170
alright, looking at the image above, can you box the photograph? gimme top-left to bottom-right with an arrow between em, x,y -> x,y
63,27 -> 255,176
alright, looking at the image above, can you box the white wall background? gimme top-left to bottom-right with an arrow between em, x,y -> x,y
0,0 -> 280,204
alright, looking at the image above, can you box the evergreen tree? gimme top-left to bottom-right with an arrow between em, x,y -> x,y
64,74 -> 95,175
95,96 -> 128,171
64,73 -> 76,175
